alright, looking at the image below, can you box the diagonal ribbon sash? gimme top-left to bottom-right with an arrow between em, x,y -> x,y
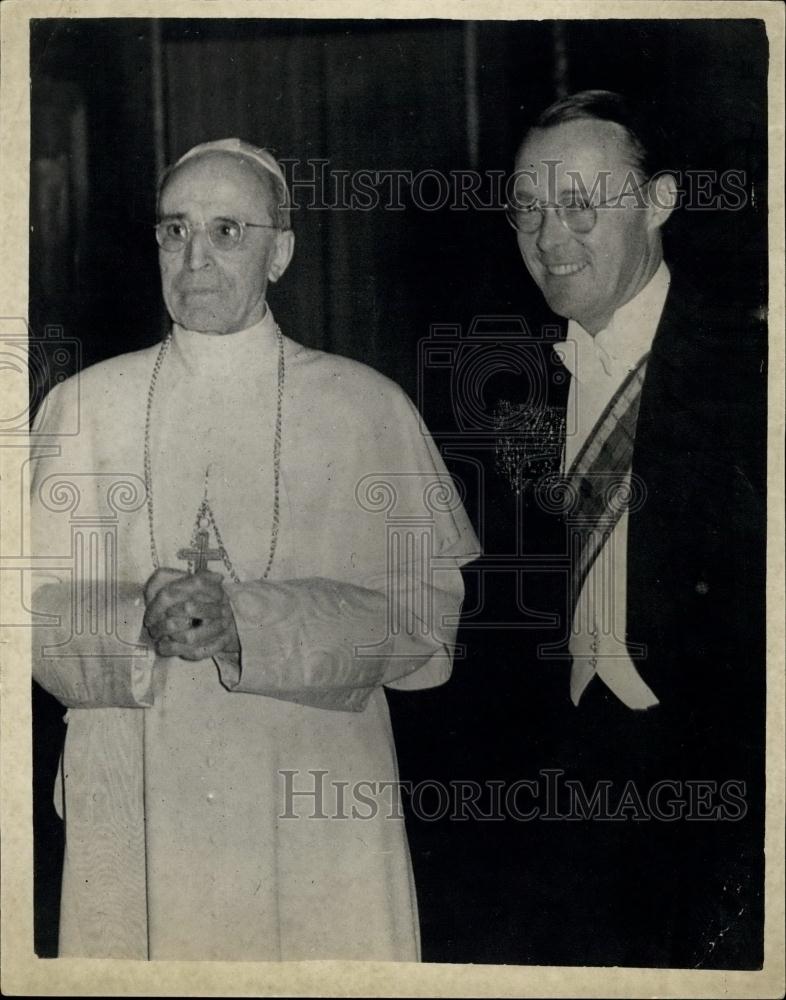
561,354 -> 649,616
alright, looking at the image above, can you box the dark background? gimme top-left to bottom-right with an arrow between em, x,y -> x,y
30,16 -> 769,959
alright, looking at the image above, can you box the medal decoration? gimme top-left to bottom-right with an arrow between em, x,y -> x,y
494,400 -> 566,495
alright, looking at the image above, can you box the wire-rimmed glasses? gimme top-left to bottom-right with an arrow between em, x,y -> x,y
504,181 -> 650,235
155,216 -> 281,252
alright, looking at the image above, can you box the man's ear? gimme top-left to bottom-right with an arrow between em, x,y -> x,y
647,172 -> 679,231
268,229 -> 295,283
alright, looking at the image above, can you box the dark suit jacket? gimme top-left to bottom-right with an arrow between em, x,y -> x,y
626,277 -> 766,752
501,274 -> 767,738
388,274 -> 767,968
455,274 -> 765,967
538,275 -> 766,968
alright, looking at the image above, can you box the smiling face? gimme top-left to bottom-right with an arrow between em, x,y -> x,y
513,118 -> 666,334
158,152 -> 294,334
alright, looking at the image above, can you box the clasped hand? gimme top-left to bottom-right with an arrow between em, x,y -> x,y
143,568 -> 239,661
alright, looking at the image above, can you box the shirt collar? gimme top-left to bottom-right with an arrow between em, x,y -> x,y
559,261 -> 671,382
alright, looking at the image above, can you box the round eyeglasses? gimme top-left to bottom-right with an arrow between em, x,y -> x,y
504,183 -> 649,236
154,216 -> 281,252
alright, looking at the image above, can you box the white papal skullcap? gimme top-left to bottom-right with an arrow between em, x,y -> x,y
170,138 -> 291,229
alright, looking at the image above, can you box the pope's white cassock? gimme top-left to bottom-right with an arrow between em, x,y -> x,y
30,308 -> 480,961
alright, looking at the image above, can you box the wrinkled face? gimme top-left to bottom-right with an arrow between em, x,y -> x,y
158,152 -> 292,334
513,119 -> 663,334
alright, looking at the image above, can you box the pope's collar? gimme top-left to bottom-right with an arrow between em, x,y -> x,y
169,304 -> 281,374
172,303 -> 278,342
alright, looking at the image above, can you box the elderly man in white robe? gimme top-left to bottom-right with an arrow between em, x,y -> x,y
30,139 -> 479,961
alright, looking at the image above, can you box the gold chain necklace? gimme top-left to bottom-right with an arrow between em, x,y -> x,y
144,326 -> 285,582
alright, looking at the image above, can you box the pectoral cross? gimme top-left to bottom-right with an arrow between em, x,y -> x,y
177,513 -> 223,627
177,515 -> 222,574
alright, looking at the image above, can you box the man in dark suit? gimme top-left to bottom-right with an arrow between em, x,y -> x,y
452,90 -> 766,968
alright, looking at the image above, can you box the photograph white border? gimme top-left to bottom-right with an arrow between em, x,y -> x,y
1,2 -> 783,996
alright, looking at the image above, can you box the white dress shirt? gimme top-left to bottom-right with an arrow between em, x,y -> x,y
554,261 -> 671,710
